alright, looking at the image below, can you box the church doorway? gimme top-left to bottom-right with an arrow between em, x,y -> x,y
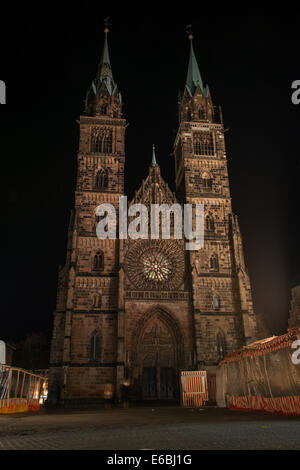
136,314 -> 180,400
142,366 -> 175,399
142,367 -> 157,398
160,367 -> 174,399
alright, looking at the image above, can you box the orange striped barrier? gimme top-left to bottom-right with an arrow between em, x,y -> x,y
181,371 -> 208,407
0,398 -> 40,414
230,395 -> 300,416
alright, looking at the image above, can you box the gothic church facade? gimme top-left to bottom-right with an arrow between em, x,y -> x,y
49,28 -> 257,403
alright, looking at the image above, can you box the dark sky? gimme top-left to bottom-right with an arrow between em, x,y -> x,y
1,13 -> 299,341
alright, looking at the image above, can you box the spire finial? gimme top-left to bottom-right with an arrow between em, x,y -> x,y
104,17 -> 111,33
98,18 -> 113,80
152,144 -> 157,167
186,24 -> 193,40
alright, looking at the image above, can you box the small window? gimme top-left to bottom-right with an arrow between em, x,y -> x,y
95,168 -> 108,190
93,251 -> 104,271
210,255 -> 219,271
206,215 -> 215,232
198,108 -> 205,120
91,294 -> 102,308
202,172 -> 213,191
213,295 -> 220,310
90,331 -> 101,361
217,332 -> 226,362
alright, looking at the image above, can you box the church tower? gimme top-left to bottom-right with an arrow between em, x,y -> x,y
49,25 -> 126,403
173,32 -> 257,369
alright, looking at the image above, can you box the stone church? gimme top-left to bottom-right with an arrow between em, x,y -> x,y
48,27 -> 257,403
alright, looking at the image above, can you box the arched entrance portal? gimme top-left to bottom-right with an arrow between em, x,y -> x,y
131,308 -> 183,400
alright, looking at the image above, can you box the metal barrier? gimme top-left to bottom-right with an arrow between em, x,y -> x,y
0,367 -> 48,414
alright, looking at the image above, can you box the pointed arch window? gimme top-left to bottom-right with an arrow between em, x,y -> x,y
95,168 -> 108,190
91,128 -> 113,154
206,215 -> 215,232
217,332 -> 226,362
213,294 -> 220,310
198,108 -> 205,120
193,131 -> 214,156
93,251 -> 104,271
91,293 -> 102,309
102,129 -> 113,153
210,254 -> 219,271
90,330 -> 101,361
91,129 -> 102,153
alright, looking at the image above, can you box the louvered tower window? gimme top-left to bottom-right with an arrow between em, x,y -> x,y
193,131 -> 214,156
91,128 -> 113,153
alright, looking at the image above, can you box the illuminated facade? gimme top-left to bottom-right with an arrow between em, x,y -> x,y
48,28 -> 257,403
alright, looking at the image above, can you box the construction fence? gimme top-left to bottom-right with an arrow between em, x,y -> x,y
0,366 -> 48,414
216,327 -> 300,416
180,371 -> 208,407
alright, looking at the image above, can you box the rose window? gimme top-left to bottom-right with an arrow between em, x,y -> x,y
124,240 -> 185,290
142,251 -> 172,282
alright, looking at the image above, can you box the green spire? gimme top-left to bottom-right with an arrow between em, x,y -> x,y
85,21 -> 122,112
86,24 -> 121,101
152,144 -> 157,167
98,29 -> 114,83
185,34 -> 204,97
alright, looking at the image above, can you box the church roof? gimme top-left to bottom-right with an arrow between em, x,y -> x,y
130,149 -> 177,208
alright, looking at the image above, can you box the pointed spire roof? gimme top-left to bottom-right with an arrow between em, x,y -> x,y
185,33 -> 204,97
98,28 -> 114,83
86,23 -> 122,104
152,144 -> 157,167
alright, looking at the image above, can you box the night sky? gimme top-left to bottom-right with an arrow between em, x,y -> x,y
1,14 -> 299,342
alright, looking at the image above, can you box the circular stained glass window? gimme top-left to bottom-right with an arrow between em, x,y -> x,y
124,240 -> 185,291
141,250 -> 172,282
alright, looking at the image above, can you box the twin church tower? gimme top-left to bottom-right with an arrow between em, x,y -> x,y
49,26 -> 257,403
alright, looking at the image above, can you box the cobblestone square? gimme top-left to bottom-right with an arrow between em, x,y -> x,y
0,405 -> 300,450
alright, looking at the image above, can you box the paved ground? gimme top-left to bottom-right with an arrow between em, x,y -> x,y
0,403 -> 300,450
